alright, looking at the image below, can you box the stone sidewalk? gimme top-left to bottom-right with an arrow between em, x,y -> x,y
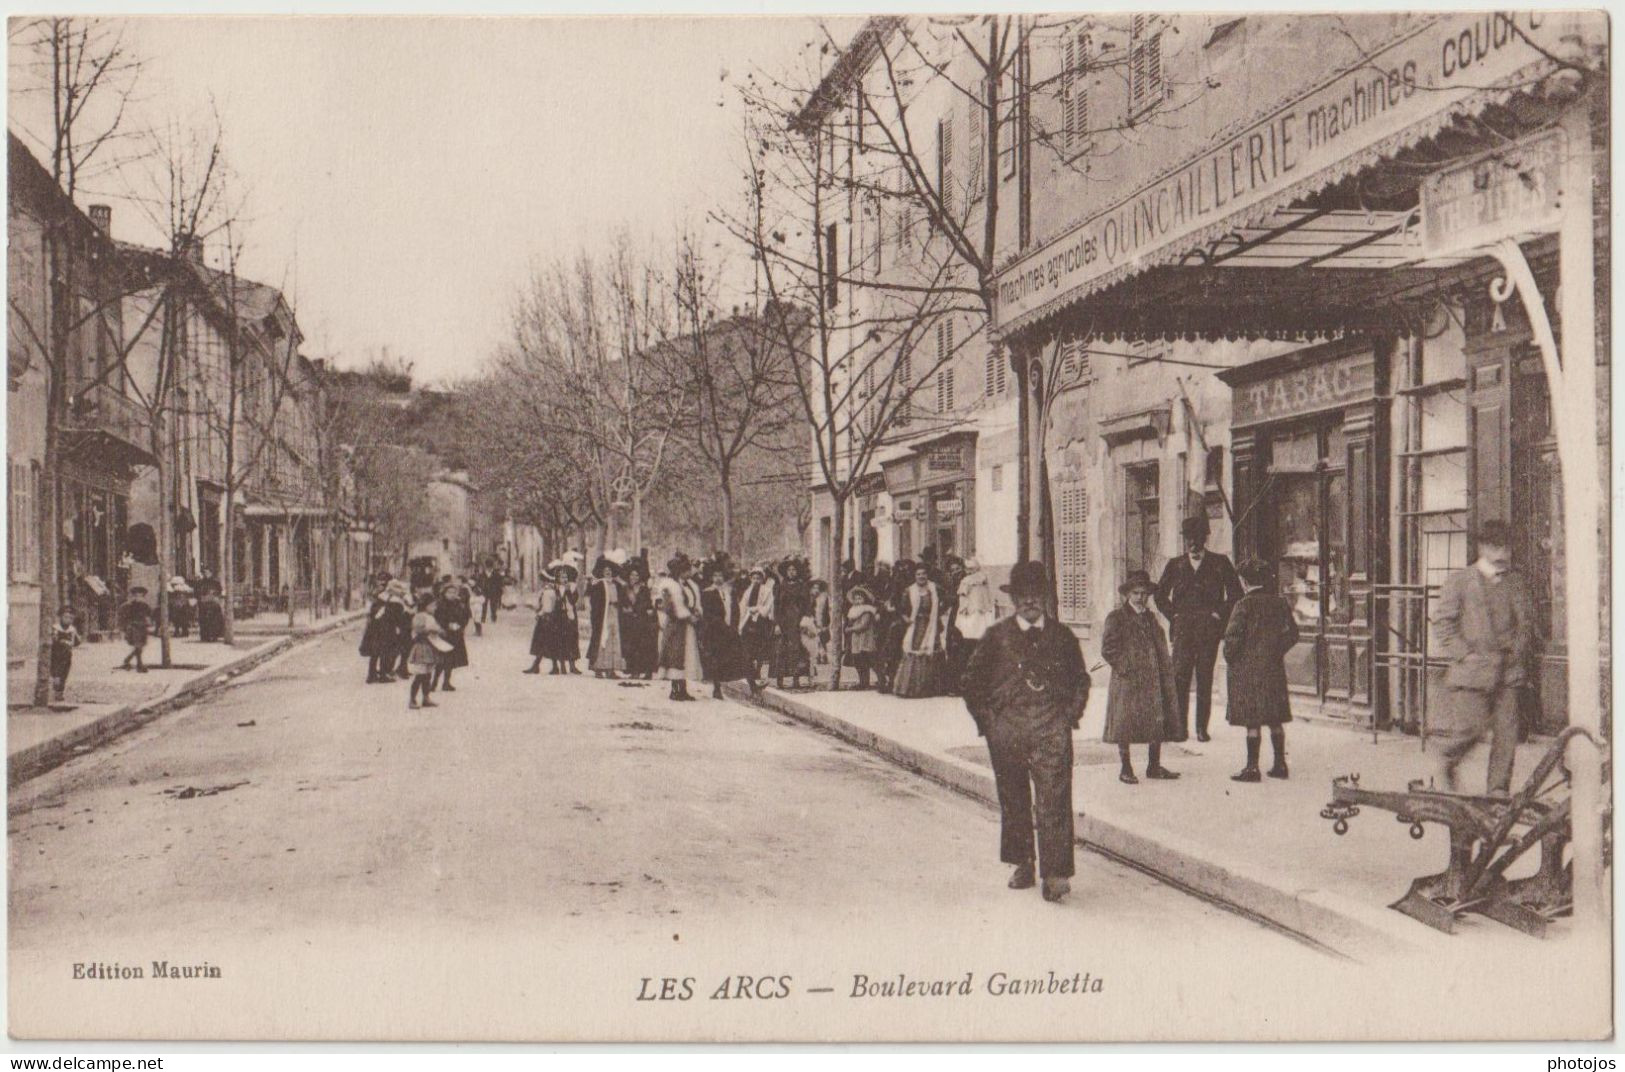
734,678 -> 1565,961
7,610 -> 365,785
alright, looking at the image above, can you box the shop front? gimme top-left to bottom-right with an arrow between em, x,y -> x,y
994,12 -> 1603,744
1222,341 -> 1389,725
881,432 -> 976,565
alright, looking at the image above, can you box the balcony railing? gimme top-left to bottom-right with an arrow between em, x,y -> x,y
63,382 -> 154,465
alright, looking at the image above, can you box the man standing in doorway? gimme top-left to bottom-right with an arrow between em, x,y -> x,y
1154,515 -> 1243,743
961,561 -> 1090,903
1432,519 -> 1536,796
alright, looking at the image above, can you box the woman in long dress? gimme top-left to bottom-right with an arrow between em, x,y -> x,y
431,581 -> 471,691
619,558 -> 659,679
360,577 -> 397,683
524,568 -> 558,675
696,558 -> 754,698
587,555 -> 627,678
553,563 -> 582,674
655,554 -> 703,701
738,564 -> 777,681
891,565 -> 944,698
771,558 -> 812,688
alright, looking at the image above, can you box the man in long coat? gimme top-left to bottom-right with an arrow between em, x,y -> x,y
1154,515 -> 1242,742
1432,519 -> 1537,795
962,561 -> 1090,903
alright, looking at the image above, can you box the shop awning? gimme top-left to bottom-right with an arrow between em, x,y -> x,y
993,11 -> 1583,341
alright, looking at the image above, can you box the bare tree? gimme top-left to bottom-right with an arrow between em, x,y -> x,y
189,218 -> 305,644
7,17 -> 143,704
114,115 -> 232,666
502,239 -> 686,555
647,231 -> 802,554
720,100 -> 980,687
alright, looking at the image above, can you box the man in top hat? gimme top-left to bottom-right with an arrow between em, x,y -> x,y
961,561 -> 1090,903
1154,514 -> 1243,743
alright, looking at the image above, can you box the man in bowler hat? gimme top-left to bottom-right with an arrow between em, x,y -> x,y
961,561 -> 1090,903
1154,515 -> 1242,742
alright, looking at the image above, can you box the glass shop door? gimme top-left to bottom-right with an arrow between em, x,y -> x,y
1262,419 -> 1362,715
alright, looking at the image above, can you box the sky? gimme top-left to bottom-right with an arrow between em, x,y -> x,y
10,16 -> 858,384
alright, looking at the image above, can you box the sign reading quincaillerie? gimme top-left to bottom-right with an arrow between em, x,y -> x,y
1420,129 -> 1564,259
994,11 -> 1572,332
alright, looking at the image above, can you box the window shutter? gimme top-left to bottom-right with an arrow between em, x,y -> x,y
938,118 -> 955,215
1130,16 -> 1164,116
824,223 -> 839,310
1060,35 -> 1076,155
896,352 -> 912,427
1074,32 -> 1090,149
1057,481 -> 1090,622
968,91 -> 985,200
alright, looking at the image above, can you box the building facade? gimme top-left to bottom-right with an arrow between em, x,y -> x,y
988,12 -> 1606,736
799,18 -> 1021,595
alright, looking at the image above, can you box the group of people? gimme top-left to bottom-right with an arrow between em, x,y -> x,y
835,549 -> 996,699
357,573 -> 474,709
961,519 -> 1298,904
523,548 -> 830,702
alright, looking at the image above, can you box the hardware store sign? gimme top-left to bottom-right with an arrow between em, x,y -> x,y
995,11 -> 1570,330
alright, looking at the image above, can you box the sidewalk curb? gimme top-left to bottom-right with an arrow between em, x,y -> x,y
732,684 -> 1426,962
8,610 -> 366,787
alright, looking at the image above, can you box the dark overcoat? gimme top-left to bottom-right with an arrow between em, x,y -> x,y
434,598 -> 471,670
619,582 -> 660,675
1100,605 -> 1183,744
961,615 -> 1091,735
359,597 -> 395,657
697,587 -> 751,683
1222,590 -> 1300,727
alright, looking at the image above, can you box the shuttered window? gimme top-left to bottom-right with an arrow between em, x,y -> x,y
1056,334 -> 1091,388
7,460 -> 38,581
999,62 -> 1021,179
1060,29 -> 1091,156
1057,481 -> 1090,623
935,318 -> 955,413
985,344 -> 1008,397
967,90 -> 985,202
937,118 -> 955,216
1129,15 -> 1166,118
895,352 -> 912,428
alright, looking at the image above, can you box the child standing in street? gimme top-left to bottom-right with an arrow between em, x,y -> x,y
50,607 -> 81,701
119,586 -> 152,673
844,586 -> 877,689
407,594 -> 445,710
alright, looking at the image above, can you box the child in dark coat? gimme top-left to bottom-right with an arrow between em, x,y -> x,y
1223,559 -> 1300,782
119,587 -> 152,673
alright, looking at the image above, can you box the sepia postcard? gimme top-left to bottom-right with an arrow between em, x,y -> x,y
5,9 -> 1614,1042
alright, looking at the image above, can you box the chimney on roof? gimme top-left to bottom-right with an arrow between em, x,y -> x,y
88,204 -> 111,233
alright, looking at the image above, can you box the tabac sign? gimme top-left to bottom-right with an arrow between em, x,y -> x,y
1419,129 -> 1564,259
994,11 -> 1575,332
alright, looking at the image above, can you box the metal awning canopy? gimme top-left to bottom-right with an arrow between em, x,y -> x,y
1179,208 -> 1478,272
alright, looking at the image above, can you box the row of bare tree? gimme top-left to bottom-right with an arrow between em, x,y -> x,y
9,18 -> 337,704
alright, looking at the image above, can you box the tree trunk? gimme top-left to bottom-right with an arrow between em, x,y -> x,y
221,492 -> 236,646
720,477 -> 735,559
32,400 -> 62,707
286,522 -> 296,630
155,414 -> 173,669
826,493 -> 846,689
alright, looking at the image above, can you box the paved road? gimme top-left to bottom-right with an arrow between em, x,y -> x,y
10,612 -> 1325,1040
